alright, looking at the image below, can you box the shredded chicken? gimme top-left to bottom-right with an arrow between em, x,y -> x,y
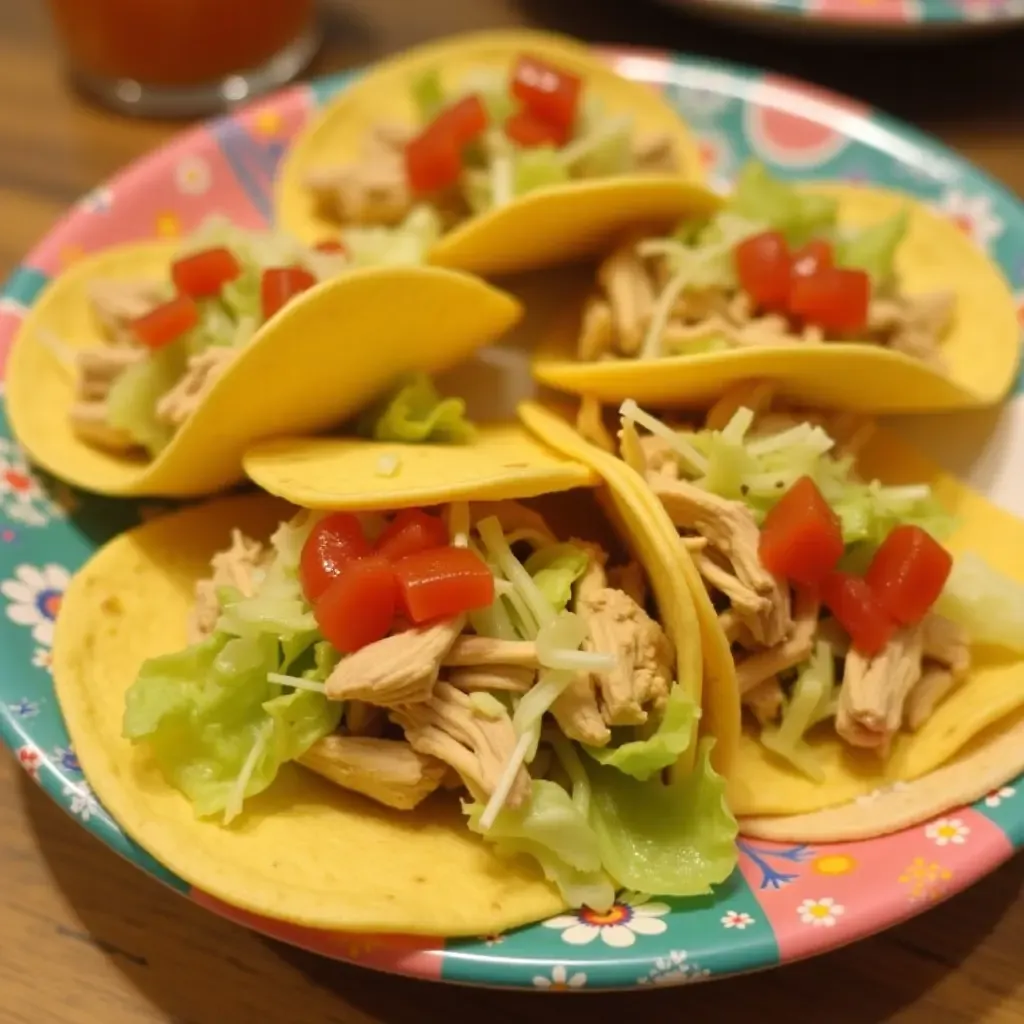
299,735 -> 446,811
68,402 -> 138,454
188,530 -> 267,642
69,345 -> 148,452
155,347 -> 237,429
597,240 -> 656,356
575,395 -> 616,453
868,291 -> 955,369
390,681 -> 530,808
577,295 -> 614,362
836,624 -> 925,752
442,636 -> 540,668
88,278 -> 166,341
735,588 -> 818,693
904,667 -> 957,732
325,615 -> 466,705
304,122 -> 416,227
718,608 -> 756,649
447,666 -> 535,694
922,614 -> 971,679
648,474 -> 791,646
745,676 -> 785,726
607,561 -> 647,609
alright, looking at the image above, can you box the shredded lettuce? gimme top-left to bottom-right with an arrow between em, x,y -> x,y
835,208 -> 909,286
513,147 -> 571,195
122,511 -> 340,820
524,544 -> 590,614
934,552 -> 1024,653
342,205 -> 443,268
465,779 -> 616,911
411,68 -> 445,122
621,401 -> 954,547
356,373 -> 475,444
106,338 -> 188,456
727,161 -> 838,247
584,685 -> 699,780
585,738 -> 738,897
759,641 -> 837,781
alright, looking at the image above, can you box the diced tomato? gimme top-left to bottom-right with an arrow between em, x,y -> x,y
394,546 -> 495,624
789,266 -> 871,334
314,239 -> 348,255
404,122 -> 462,195
510,54 -> 582,132
864,525 -> 953,626
299,512 -> 372,604
375,509 -> 450,562
171,247 -> 241,299
130,295 -> 199,350
820,571 -> 896,657
314,556 -> 399,654
505,108 -> 569,148
261,265 -> 317,321
759,476 -> 845,587
735,231 -> 793,312
433,93 -> 489,146
791,238 -> 834,279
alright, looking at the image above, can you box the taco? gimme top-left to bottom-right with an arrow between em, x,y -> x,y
8,219 -> 521,497
53,431 -> 737,934
526,383 -> 1024,841
276,29 -> 717,278
532,162 -> 1020,412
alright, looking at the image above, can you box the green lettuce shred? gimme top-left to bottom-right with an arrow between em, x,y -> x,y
356,373 -> 475,444
934,552 -> 1024,652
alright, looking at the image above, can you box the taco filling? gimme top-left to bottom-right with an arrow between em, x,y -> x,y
577,161 -> 954,369
305,53 -> 680,238
122,497 -> 736,910
59,213 -> 442,459
611,384 -> 1023,786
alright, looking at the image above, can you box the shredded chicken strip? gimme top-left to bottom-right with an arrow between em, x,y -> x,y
735,588 -> 818,693
649,474 -> 791,645
325,615 -> 466,705
155,346 -> 238,429
188,530 -> 267,642
922,614 -> 971,679
68,402 -> 138,454
836,624 -> 925,752
868,291 -> 955,369
390,681 -> 530,808
447,666 -> 535,694
718,608 -> 757,649
598,240 -> 656,356
88,278 -> 166,341
442,637 -> 539,668
745,676 -> 785,726
904,667 -> 958,732
69,346 -> 147,452
577,295 -> 614,362
299,735 -> 446,811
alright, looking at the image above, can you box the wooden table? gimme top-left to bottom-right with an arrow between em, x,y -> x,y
2,1 -> 1024,1021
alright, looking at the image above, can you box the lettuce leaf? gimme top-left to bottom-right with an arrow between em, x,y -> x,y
524,543 -> 590,614
934,551 -> 1024,652
357,372 -> 475,443
835,208 -> 909,286
585,738 -> 738,896
583,685 -> 699,780
727,161 -> 838,247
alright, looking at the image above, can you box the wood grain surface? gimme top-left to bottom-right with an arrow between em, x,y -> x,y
2,1 -> 1024,1021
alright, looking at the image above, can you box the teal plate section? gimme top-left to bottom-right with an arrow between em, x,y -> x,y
1,46 -> 1023,990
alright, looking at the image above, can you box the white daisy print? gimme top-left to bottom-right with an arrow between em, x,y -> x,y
64,781 -> 100,822
798,897 -> 845,928
176,154 -> 212,196
32,647 -> 53,673
925,817 -> 971,847
7,697 -> 40,719
2,563 -> 69,645
532,965 -> 587,990
0,441 -> 62,527
638,950 -> 711,986
18,745 -> 41,780
935,190 -> 1004,250
79,185 -> 113,213
985,786 -> 1016,808
721,910 -> 755,930
542,894 -> 670,948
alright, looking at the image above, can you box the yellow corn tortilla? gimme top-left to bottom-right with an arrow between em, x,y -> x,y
710,428 -> 1024,827
516,400 -> 741,780
275,29 -> 717,278
7,243 -> 521,498
54,433 -> 710,933
532,184 -> 1019,412
242,424 -> 601,509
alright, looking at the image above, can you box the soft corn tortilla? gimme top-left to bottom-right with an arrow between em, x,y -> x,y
275,28 -> 717,278
532,184 -> 1020,413
516,400 -> 741,779
714,429 -> 1024,831
8,244 -> 521,498
54,434 -> 707,934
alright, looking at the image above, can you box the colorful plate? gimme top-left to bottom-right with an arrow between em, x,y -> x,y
2,47 -> 1024,991
657,0 -> 1024,38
